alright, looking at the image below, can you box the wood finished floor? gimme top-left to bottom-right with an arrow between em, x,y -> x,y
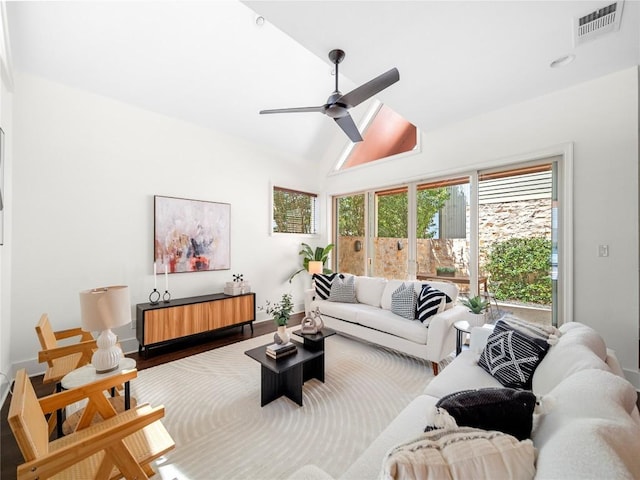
0,314 -> 302,480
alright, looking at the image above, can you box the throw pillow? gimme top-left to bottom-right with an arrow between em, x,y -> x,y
390,283 -> 417,320
478,320 -> 550,390
382,427 -> 536,480
312,273 -> 337,300
328,274 -> 357,303
415,284 -> 448,324
501,315 -> 561,345
428,388 -> 538,440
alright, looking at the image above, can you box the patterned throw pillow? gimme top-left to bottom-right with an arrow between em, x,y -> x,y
416,284 -> 448,324
312,273 -> 337,300
391,283 -> 417,320
478,320 -> 550,390
328,275 -> 357,303
429,388 -> 538,440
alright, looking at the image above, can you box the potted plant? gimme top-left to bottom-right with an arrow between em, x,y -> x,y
261,293 -> 294,343
436,266 -> 456,277
288,243 -> 335,283
460,295 -> 490,327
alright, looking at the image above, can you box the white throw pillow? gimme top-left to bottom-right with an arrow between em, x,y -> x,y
355,276 -> 388,307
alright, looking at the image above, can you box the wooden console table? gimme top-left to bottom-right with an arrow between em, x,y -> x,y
417,274 -> 488,293
136,292 -> 255,356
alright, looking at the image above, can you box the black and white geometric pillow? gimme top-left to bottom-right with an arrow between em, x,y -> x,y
478,320 -> 550,390
416,284 -> 448,324
313,273 -> 337,300
391,283 -> 418,320
328,274 -> 357,303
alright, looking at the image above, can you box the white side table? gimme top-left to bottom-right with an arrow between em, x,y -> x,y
60,357 -> 137,434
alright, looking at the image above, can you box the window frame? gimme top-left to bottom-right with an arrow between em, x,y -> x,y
270,183 -> 320,236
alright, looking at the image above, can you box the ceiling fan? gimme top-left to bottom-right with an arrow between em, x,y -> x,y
259,49 -> 400,143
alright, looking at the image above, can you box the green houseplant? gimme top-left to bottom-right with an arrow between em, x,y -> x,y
461,295 -> 490,314
260,293 -> 294,344
288,243 -> 335,283
460,295 -> 490,327
436,266 -> 456,277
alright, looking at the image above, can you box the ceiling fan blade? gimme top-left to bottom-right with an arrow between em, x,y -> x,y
339,68 -> 400,108
334,114 -> 363,143
259,106 -> 325,114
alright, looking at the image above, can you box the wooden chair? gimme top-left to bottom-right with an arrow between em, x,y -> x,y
8,369 -> 175,480
36,313 -> 98,435
36,313 -> 97,385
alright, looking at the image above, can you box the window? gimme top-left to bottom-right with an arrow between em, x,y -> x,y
272,186 -> 318,234
335,103 -> 418,171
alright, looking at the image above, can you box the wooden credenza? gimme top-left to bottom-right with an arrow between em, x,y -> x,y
136,292 -> 255,355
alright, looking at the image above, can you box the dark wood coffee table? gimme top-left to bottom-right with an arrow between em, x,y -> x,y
244,341 -> 324,407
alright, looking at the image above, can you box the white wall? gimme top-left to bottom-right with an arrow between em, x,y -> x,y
0,3 -> 13,403
324,67 -> 640,386
10,72 -> 320,375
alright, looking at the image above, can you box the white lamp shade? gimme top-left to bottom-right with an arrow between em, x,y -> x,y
308,261 -> 323,275
79,285 -> 131,332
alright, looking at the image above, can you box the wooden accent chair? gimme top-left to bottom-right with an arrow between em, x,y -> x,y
8,369 -> 175,480
35,313 -> 98,435
36,313 -> 97,385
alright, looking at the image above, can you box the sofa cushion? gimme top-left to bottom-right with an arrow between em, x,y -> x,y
416,284 -> 447,324
313,273 -> 337,300
532,322 -> 610,395
532,369 -> 640,479
430,388 -> 538,440
382,427 -> 536,480
478,320 -> 550,390
391,283 -> 417,320
557,321 -> 608,360
328,274 -> 357,303
311,299 -> 360,323
355,276 -> 387,307
424,350 -> 502,398
356,308 -> 428,345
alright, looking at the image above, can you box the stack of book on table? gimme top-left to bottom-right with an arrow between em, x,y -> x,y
266,342 -> 297,360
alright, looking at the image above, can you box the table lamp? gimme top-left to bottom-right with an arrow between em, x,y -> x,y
308,261 -> 323,290
79,285 -> 131,374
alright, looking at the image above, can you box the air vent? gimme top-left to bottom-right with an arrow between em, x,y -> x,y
574,1 -> 625,46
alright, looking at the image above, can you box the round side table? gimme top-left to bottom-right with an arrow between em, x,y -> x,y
453,320 -> 472,356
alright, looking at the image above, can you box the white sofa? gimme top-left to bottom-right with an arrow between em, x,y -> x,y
304,276 -> 468,375
292,321 -> 640,479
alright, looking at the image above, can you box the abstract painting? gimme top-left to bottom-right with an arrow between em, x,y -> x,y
154,195 -> 230,273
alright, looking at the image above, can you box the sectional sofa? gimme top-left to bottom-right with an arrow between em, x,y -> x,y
304,275 -> 468,375
291,321 -> 640,479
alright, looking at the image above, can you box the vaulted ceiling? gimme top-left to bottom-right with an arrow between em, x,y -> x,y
7,1 -> 640,165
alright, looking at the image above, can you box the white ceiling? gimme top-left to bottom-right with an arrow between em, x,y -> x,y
6,1 -> 640,164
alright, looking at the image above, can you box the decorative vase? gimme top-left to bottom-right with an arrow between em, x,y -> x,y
274,325 -> 290,344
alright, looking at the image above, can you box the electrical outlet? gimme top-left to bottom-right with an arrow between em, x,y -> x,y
598,244 -> 609,257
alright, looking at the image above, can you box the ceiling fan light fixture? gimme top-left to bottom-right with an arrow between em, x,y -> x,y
550,54 -> 576,68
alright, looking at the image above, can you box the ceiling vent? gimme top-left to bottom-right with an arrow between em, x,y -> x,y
574,1 -> 625,46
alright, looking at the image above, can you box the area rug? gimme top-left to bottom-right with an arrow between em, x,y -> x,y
131,332 -> 435,479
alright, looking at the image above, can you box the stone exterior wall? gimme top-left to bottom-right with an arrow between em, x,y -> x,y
337,198 -> 552,281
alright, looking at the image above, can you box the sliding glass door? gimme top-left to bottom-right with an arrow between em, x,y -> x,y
333,156 -> 564,326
